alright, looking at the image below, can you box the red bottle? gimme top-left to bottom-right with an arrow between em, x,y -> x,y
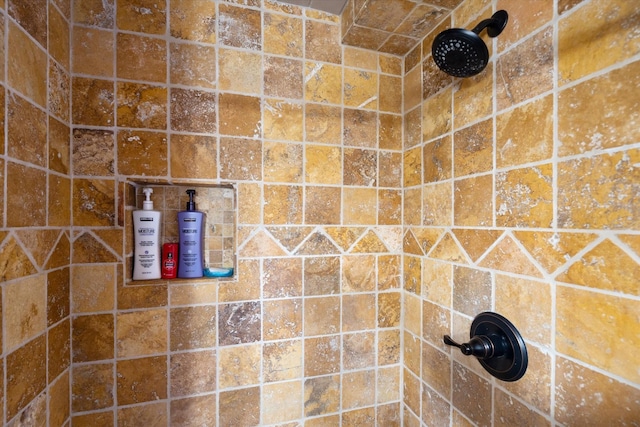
161,243 -> 178,279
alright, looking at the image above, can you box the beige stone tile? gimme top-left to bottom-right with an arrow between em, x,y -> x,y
496,95 -> 553,168
48,175 -> 72,227
502,343 -> 552,415
218,48 -> 262,94
264,99 -> 303,141
422,182 -> 452,226
559,0 -> 640,84
170,133 -> 217,179
403,367 -> 421,417
169,42 -> 216,88
170,305 -> 216,351
264,12 -> 302,57
264,56 -> 303,99
4,274 -> 46,350
557,285 -> 640,384
479,235 -> 543,278
305,62 -> 342,104
380,54 -> 402,76
344,68 -> 378,109
72,0 -> 114,27
73,412 -> 115,427
49,3 -> 70,69
305,103 -> 342,144
421,342 -> 450,398
304,296 -> 340,336
117,130 -> 167,176
6,335 -> 46,420
403,145 -> 422,187
423,136 -> 451,183
453,64 -> 493,129
422,87 -> 452,142
8,22 -> 47,107
378,329 -> 400,365
219,3 -> 261,50
49,118 -> 70,174
72,77 -> 114,126
262,380 -> 303,424
72,363 -> 114,413
49,60 -> 71,122
304,336 -> 340,376
170,88 -> 217,133
403,330 -> 421,377
263,298 -> 302,340
219,343 -> 261,388
343,188 -> 377,225
496,26 -> 553,111
263,339 -> 302,382
453,119 -> 492,177
72,26 -> 114,76
558,61 -> 640,156
47,318 -> 70,382
453,266 -> 491,316
452,228 -> 503,262
344,108 -> 377,148
452,362 -> 491,426
343,331 -> 375,370
49,371 -> 70,427
344,148 -> 377,186
343,293 -> 376,332
72,314 -> 114,362
496,164 -> 554,228
557,239 -> 640,295
555,356 -> 640,425
453,174 -> 493,227
117,402 -> 167,427
218,93 -> 261,137
495,274 -> 551,345
305,20 -> 341,64
219,387 -> 261,426
8,93 -> 47,167
379,113 -> 403,151
116,32 -> 166,82
15,229 -> 59,269
116,0 -> 166,34
71,264 -> 114,313
218,302 -> 261,346
513,230 -> 596,275
558,149 -> 640,229
305,145 -> 341,184
379,151 -> 402,188
116,82 -> 167,129
116,356 -> 167,405
421,385 -> 451,426
304,375 -> 340,417
170,394 -> 217,427
494,389 -> 550,427
404,65 -> 422,112
497,0 -> 552,51
421,259 -> 451,306
422,299 -> 450,351
378,189 -> 402,225
116,309 -> 167,357
343,370 -> 375,410
169,0 -> 216,42
263,184 -> 302,225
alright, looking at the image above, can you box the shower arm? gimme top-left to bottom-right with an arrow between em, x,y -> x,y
470,10 -> 509,37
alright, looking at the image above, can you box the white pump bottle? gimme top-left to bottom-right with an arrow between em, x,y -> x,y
133,187 -> 162,280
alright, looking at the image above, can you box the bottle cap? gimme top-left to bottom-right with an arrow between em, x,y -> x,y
142,188 -> 154,210
186,189 -> 196,211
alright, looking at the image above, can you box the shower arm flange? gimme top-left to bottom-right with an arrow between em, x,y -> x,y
471,10 -> 508,38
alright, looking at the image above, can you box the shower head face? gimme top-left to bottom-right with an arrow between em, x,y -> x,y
432,28 -> 490,78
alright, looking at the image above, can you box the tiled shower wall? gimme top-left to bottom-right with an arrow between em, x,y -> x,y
3,0 -> 404,425
0,0 -> 72,425
1,0 -> 639,426
403,0 -> 640,425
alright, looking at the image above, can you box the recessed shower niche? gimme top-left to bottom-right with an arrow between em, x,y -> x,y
124,181 -> 236,284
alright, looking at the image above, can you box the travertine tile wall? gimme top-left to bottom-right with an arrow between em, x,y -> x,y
0,0 -> 72,424
67,0 -> 403,426
403,0 -> 640,425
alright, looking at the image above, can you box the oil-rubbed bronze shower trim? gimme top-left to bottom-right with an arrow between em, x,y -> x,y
443,311 -> 528,382
432,10 -> 509,78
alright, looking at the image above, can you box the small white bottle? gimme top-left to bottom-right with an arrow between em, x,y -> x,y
133,187 -> 162,280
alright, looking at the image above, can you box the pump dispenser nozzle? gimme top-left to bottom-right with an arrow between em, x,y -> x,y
186,189 -> 196,211
142,188 -> 154,210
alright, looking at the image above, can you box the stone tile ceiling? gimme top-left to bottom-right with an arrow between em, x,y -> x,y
277,0 -> 462,56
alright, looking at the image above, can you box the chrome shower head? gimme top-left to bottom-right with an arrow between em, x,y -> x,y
432,10 -> 508,78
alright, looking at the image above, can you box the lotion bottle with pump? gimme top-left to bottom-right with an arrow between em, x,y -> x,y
178,189 -> 204,278
133,187 -> 162,280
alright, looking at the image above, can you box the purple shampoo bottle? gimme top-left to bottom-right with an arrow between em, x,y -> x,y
177,189 -> 204,278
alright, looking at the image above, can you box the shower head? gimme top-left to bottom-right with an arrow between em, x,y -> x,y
432,10 -> 508,78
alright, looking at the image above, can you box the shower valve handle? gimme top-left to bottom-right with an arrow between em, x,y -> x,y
443,334 -> 497,359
